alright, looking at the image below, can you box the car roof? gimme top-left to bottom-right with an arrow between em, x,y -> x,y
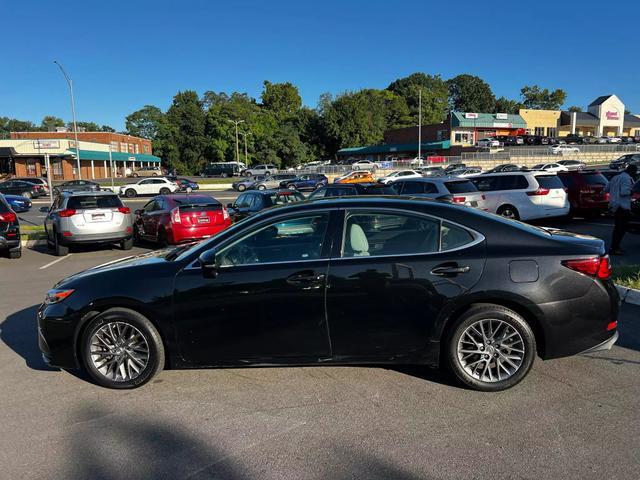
61,190 -> 118,197
162,194 -> 221,203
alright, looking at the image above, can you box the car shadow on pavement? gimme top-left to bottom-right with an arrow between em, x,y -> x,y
58,404 -> 428,480
1,304 -> 58,371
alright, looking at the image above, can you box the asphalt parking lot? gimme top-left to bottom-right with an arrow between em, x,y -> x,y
0,192 -> 640,479
1,212 -> 639,479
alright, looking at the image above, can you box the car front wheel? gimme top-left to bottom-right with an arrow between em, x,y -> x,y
159,188 -> 171,195
22,191 -> 32,199
81,308 -> 165,389
125,189 -> 137,198
447,304 -> 536,391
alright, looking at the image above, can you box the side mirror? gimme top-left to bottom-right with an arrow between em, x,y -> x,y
39,206 -> 50,213
198,249 -> 218,278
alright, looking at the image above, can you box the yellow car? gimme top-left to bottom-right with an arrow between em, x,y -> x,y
334,171 -> 375,184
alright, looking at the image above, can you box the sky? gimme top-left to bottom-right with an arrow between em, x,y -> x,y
2,0 -> 639,131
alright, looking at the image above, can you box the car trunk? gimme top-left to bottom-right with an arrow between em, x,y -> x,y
529,176 -> 568,210
177,203 -> 226,228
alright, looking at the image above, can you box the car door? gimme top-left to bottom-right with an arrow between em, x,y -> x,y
172,211 -> 337,363
139,199 -> 161,238
229,193 -> 252,222
326,208 -> 485,359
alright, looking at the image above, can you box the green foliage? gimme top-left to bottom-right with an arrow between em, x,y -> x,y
40,116 -> 65,131
520,85 -> 566,110
126,105 -> 164,139
261,81 -> 302,117
568,106 -> 582,112
447,74 -> 496,113
0,117 -> 37,137
493,97 -> 523,114
387,73 -> 449,124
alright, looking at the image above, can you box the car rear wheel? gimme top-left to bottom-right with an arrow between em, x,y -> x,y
447,304 -> 536,392
125,188 -> 137,198
237,184 -> 246,192
257,184 -> 266,190
157,229 -> 168,247
121,237 -> 134,250
159,187 -> 171,195
21,191 -> 32,199
81,308 -> 165,389
132,173 -> 139,177
287,183 -> 297,189
221,173 -> 228,178
8,247 -> 21,259
315,183 -> 324,189
497,205 -> 519,220
53,230 -> 69,257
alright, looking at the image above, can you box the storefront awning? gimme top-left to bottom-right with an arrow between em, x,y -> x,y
63,149 -> 161,163
451,112 -> 527,129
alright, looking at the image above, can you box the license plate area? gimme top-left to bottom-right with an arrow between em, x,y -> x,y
197,217 -> 210,224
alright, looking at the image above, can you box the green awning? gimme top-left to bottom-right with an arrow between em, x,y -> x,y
451,111 -> 527,129
63,149 -> 161,163
337,140 -> 450,155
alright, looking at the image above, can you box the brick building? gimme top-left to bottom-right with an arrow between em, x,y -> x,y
10,131 -> 153,155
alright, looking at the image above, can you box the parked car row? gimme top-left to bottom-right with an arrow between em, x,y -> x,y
476,133 -> 640,149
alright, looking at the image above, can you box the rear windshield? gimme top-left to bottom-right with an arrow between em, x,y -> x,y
535,176 -> 564,189
444,180 -> 478,193
67,195 -> 123,209
174,197 -> 222,211
271,192 -> 305,204
362,185 -> 397,195
581,173 -> 608,185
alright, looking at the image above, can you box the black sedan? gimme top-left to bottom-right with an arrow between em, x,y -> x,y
0,180 -> 46,198
226,189 -> 305,222
37,197 -> 619,391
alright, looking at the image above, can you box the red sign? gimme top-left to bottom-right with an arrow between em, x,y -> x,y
606,111 -> 619,120
427,156 -> 446,164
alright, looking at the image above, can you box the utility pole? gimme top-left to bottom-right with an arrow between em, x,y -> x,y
239,131 -> 252,166
108,144 -> 115,191
54,60 -> 82,179
227,119 -> 245,164
417,89 -> 422,163
44,153 -> 53,205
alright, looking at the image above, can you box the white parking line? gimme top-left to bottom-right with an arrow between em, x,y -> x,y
39,254 -> 72,270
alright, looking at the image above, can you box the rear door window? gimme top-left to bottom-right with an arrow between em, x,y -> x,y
581,173 -> 608,185
445,180 -> 479,193
401,181 -> 426,194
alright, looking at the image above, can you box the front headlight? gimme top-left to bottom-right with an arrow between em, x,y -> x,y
44,289 -> 75,305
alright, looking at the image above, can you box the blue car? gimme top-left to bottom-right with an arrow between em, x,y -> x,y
278,173 -> 328,191
3,194 -> 32,212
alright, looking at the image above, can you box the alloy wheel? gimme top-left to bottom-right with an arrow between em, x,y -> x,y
89,321 -> 149,382
456,319 -> 525,383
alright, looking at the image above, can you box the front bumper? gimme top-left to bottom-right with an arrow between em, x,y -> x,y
37,302 -> 81,369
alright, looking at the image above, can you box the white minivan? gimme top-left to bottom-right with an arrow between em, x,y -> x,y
469,172 -> 569,221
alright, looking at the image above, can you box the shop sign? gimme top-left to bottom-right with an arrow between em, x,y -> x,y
465,113 -> 479,119
495,113 -> 508,120
33,140 -> 60,149
605,111 -> 620,120
493,122 -> 513,128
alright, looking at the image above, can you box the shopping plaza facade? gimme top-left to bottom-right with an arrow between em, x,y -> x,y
0,131 -> 160,180
338,94 -> 640,161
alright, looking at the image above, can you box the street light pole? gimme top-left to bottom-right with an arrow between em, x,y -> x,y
54,60 -> 82,180
239,132 -> 252,166
417,89 -> 422,163
227,119 -> 245,164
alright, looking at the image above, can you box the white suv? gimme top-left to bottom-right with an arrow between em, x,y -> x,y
242,164 -> 278,176
119,177 -> 179,198
469,172 -> 569,221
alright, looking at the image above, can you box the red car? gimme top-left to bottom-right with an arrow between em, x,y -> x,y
134,194 -> 231,246
557,170 -> 609,217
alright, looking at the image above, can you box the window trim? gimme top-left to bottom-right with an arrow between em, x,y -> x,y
337,207 -> 484,260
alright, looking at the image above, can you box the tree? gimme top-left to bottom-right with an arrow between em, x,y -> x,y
40,116 -> 65,131
163,90 -> 207,174
520,85 -> 566,110
493,97 -> 523,114
387,73 -> 449,125
568,106 -> 582,112
0,117 -> 37,137
261,81 -> 302,117
125,105 -> 165,139
447,74 -> 496,112
100,125 -> 116,132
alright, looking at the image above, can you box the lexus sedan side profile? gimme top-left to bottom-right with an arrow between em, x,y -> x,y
38,197 -> 619,391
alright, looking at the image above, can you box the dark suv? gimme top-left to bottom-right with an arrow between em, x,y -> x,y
201,163 -> 240,178
307,183 -> 396,199
0,195 -> 21,259
557,170 -> 609,217
609,154 -> 640,171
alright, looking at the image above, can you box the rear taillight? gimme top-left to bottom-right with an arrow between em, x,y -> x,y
117,207 -> 131,214
222,207 -> 230,220
0,212 -> 17,222
562,255 -> 611,279
452,196 -> 466,203
526,188 -> 550,196
607,321 -> 617,331
481,194 -> 486,200
58,209 -> 76,217
171,207 -> 181,224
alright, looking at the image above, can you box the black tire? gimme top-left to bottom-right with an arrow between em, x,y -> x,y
315,183 -> 324,190
53,188 -> 60,196
121,237 -> 134,250
257,184 -> 266,190
125,188 -> 137,198
287,183 -> 297,189
237,184 -> 246,192
21,191 -> 32,199
132,173 -> 139,177
159,187 -> 170,195
221,172 -> 228,178
157,229 -> 169,247
54,231 -> 69,256
497,204 -> 520,220
133,225 -> 142,245
8,247 -> 21,259
81,308 -> 165,389
264,171 -> 271,176
446,304 -> 536,392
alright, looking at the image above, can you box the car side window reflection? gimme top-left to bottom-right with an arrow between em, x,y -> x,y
216,214 -> 330,267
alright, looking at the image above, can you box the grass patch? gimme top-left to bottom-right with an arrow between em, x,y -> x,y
612,264 -> 640,290
20,225 -> 45,232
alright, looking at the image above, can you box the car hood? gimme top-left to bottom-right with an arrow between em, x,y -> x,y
55,249 -> 175,287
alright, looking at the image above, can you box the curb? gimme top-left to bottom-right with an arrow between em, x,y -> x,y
21,239 -> 46,247
616,285 -> 640,306
198,184 -> 233,191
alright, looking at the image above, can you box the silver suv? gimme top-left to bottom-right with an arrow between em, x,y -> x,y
44,191 -> 134,256
253,174 -> 297,190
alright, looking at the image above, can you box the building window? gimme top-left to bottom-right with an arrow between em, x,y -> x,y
143,144 -> 149,153
129,144 -> 134,153
534,127 -> 545,136
110,141 -> 119,151
134,144 -> 139,154
120,142 -> 127,152
27,160 -> 37,175
547,128 -> 557,137
454,131 -> 474,144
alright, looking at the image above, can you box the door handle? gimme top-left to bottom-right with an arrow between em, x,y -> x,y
430,265 -> 470,276
286,273 -> 326,288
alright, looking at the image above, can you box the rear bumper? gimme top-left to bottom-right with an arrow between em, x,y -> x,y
60,231 -> 132,245
0,235 -> 20,250
581,331 -> 618,354
170,224 -> 229,244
